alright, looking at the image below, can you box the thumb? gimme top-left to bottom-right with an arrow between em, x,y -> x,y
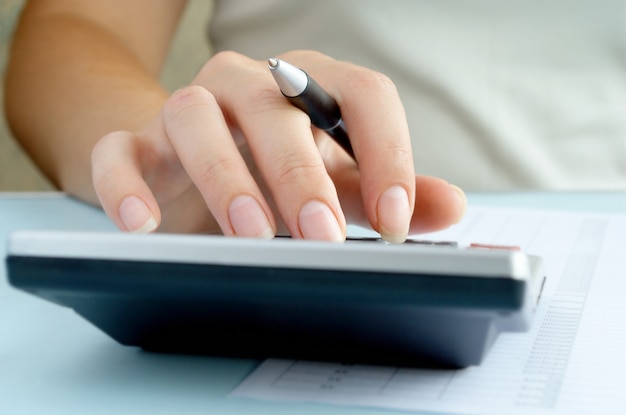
91,130 -> 161,233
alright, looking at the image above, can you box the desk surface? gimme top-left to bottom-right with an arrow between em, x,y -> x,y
1,191 -> 624,415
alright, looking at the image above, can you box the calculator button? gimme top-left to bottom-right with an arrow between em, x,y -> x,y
345,236 -> 458,247
404,239 -> 458,247
468,243 -> 521,251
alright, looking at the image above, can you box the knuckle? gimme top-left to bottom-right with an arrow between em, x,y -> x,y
280,50 -> 329,65
345,68 -> 398,96
91,130 -> 129,166
241,85 -> 282,108
163,86 -> 216,123
197,156 -> 241,187
384,143 -> 413,163
166,85 -> 214,110
200,50 -> 247,75
235,85 -> 289,120
272,154 -> 325,187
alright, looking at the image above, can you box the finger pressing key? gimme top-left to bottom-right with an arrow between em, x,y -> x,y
162,85 -> 276,238
201,52 -> 346,241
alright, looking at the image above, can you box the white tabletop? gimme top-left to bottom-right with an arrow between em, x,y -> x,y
1,191 -> 624,415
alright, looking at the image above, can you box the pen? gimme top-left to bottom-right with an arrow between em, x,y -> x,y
267,58 -> 355,160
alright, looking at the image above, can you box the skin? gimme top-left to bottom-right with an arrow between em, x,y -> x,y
5,0 -> 466,242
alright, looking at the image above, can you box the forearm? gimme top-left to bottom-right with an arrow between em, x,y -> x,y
5,3 -> 182,204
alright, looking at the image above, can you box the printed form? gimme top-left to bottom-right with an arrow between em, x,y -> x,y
232,206 -> 626,414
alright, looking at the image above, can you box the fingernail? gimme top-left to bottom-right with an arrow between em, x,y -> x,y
449,184 -> 467,224
299,200 -> 344,242
378,185 -> 411,244
228,194 -> 274,239
119,196 -> 157,233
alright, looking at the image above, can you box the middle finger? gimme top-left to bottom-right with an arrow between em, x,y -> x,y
200,52 -> 347,241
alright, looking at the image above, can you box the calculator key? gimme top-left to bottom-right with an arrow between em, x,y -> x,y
404,239 -> 458,247
468,243 -> 521,251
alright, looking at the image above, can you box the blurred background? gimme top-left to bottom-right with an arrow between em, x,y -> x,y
0,0 -> 212,191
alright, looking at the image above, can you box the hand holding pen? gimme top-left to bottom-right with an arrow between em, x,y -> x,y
90,51 -> 466,242
268,57 -> 354,160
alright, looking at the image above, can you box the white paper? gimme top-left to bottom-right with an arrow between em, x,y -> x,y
232,206 -> 626,414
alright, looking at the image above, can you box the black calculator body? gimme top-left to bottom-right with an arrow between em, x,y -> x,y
6,231 -> 545,367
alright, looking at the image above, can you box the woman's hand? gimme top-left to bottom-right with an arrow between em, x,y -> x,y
91,50 -> 466,242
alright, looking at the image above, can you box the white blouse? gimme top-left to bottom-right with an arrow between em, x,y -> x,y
208,0 -> 625,190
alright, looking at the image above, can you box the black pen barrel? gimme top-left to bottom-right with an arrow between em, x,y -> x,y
286,75 -> 354,158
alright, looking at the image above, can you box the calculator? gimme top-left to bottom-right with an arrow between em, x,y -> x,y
5,231 -> 545,367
